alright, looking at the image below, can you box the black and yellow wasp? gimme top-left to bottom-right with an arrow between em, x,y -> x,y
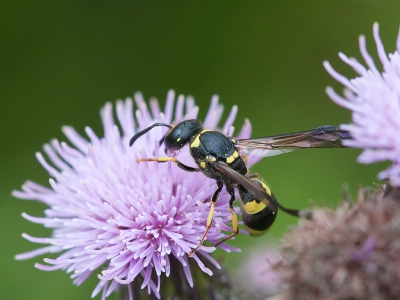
129,119 -> 350,255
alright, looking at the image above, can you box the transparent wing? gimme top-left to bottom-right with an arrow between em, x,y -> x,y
236,125 -> 350,157
210,161 -> 276,208
211,161 -> 309,218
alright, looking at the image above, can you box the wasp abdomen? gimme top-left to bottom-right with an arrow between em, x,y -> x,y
239,179 -> 277,236
242,206 -> 276,236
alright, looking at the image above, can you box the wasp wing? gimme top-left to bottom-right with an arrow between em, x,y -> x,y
236,125 -> 350,157
211,161 -> 312,219
210,161 -> 277,209
210,161 -> 276,207
211,161 -> 306,217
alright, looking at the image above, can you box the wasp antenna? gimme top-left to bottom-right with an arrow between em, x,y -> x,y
159,135 -> 166,146
129,123 -> 172,146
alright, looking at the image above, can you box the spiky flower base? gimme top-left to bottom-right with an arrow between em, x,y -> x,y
275,186 -> 400,300
119,256 -> 234,300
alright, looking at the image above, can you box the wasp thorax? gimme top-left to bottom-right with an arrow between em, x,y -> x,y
164,120 -> 203,150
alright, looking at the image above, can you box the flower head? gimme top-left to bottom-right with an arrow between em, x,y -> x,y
324,23 -> 400,186
276,188 -> 400,300
14,90 -> 254,299
233,246 -> 282,299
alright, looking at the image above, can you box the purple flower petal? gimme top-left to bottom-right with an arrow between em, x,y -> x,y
14,90 -> 255,299
325,23 -> 400,186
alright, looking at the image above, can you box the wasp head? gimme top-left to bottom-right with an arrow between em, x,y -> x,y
164,119 -> 203,151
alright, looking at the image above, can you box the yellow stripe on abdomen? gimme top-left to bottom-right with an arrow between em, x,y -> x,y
243,200 -> 266,214
245,225 -> 272,236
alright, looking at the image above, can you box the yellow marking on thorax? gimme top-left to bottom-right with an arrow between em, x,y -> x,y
200,161 -> 206,169
243,200 -> 266,214
190,130 -> 211,148
226,150 -> 239,164
205,155 -> 216,162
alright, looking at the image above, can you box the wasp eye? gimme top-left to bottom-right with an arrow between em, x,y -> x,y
164,120 -> 203,151
164,128 -> 183,150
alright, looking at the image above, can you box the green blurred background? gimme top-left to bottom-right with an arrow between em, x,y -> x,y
2,1 -> 399,299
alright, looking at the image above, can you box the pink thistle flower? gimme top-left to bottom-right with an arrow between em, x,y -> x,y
324,23 -> 400,186
14,90 -> 254,299
233,246 -> 282,299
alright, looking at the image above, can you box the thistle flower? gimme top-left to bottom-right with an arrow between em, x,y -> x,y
14,90 -> 255,299
233,246 -> 282,299
324,23 -> 400,186
275,188 -> 400,300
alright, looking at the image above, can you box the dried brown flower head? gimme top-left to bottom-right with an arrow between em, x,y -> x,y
275,187 -> 400,300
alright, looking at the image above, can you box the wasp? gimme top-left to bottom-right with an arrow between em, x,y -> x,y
129,119 -> 350,255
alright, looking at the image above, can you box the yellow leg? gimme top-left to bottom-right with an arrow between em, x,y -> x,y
137,157 -> 200,172
213,208 -> 239,247
137,157 -> 175,163
189,201 -> 216,257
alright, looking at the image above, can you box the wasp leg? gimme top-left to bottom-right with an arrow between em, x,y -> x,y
189,181 -> 223,257
213,189 -> 239,247
137,157 -> 200,172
